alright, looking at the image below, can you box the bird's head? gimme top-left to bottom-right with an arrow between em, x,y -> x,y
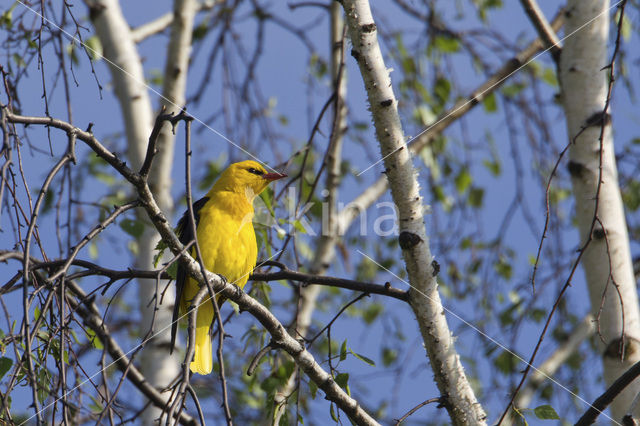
211,160 -> 287,200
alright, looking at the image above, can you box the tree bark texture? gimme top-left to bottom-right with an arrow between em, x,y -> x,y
341,0 -> 487,424
560,0 -> 640,420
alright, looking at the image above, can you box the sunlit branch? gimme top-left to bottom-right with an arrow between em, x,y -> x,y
4,108 -> 380,426
519,0 -> 562,61
65,280 -> 198,426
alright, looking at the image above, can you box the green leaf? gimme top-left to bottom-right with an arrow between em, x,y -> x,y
541,68 -> 558,87
259,186 -> 274,213
148,69 -> 164,87
36,369 -> 51,403
192,21 -> 209,41
434,77 -> 451,103
86,328 -> 103,350
89,395 -> 104,413
622,180 -> 640,211
433,36 -> 460,53
468,187 -> 484,208
120,218 -> 145,238
494,350 -> 518,374
614,10 -> 631,41
382,348 -> 397,367
511,406 -> 529,426
0,3 -> 16,29
494,256 -> 513,279
308,379 -> 318,399
334,372 -> 349,388
309,53 -> 328,78
401,57 -> 417,75
549,187 -> 570,205
349,349 -> 375,366
501,82 -> 527,98
278,410 -> 290,426
413,105 -> 436,126
454,170 -> 472,193
482,92 -> 497,112
529,308 -> 546,323
330,404 -> 338,422
482,159 -> 501,176
260,376 -> 279,393
166,262 -> 178,280
0,357 -> 12,380
12,53 -> 26,68
85,36 -> 103,61
362,303 -> 383,324
154,238 -> 169,267
533,404 -> 560,420
42,189 -> 55,213
66,43 -> 79,65
339,340 -> 347,361
293,220 -> 308,234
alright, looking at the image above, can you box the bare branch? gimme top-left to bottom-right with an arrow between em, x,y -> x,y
65,280 -> 198,426
394,398 -> 442,425
576,360 -> 640,425
5,109 -> 380,426
130,0 -> 222,43
513,315 -> 595,415
519,0 -> 562,61
337,11 -> 564,233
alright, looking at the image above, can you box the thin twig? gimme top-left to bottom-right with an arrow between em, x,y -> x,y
394,398 -> 442,425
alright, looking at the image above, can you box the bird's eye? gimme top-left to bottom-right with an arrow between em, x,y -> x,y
247,167 -> 264,176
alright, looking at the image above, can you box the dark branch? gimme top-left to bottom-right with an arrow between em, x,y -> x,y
575,360 -> 640,425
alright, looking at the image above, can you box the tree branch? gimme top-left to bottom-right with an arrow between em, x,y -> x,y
64,280 -> 198,426
337,10 -> 564,233
0,252 -> 408,302
519,0 -> 562,61
130,0 -> 222,43
576,360 -> 640,425
341,0 -> 488,423
4,109 -> 380,426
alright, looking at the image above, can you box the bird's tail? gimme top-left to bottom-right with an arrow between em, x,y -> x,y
190,326 -> 213,375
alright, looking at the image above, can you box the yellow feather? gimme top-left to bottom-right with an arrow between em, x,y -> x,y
174,160 -> 285,375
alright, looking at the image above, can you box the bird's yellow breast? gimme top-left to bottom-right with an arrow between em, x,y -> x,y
181,193 -> 257,311
196,203 -> 257,286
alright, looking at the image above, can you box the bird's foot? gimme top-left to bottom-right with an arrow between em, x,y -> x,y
232,283 -> 244,298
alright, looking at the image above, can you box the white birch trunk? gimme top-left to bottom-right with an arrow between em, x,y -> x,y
86,0 -> 152,168
87,0 -> 195,422
138,0 -> 197,423
560,0 -> 640,419
341,1 -> 486,424
273,4 -> 348,422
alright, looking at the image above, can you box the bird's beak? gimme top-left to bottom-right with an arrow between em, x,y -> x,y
263,172 -> 287,182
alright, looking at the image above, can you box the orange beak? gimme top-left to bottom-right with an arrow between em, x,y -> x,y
263,172 -> 287,182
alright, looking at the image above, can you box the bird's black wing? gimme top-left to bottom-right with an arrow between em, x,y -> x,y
170,196 -> 210,353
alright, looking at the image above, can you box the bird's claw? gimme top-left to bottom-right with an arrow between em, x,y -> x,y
232,283 -> 243,297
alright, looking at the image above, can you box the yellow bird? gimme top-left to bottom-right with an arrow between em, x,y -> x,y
171,160 -> 286,375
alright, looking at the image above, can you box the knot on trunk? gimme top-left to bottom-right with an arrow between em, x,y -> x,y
604,336 -> 640,360
399,231 -> 422,250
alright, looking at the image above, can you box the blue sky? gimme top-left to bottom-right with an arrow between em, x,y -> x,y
2,0 -> 640,424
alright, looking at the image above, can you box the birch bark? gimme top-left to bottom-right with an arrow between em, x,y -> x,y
559,0 -> 640,419
273,4 -> 348,422
138,0 -> 197,423
341,0 -> 486,424
86,0 -> 196,422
